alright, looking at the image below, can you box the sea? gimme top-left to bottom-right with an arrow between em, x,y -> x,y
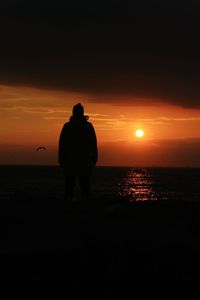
0,165 -> 200,202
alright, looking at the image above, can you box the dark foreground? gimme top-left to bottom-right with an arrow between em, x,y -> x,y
1,194 -> 200,299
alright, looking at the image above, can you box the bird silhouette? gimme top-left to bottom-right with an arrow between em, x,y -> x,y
36,146 -> 47,152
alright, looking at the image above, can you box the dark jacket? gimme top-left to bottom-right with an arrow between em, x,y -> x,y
58,116 -> 98,175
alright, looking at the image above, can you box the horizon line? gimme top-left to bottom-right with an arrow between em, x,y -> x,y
0,164 -> 199,169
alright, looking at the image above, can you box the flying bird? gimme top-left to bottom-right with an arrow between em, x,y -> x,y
36,146 -> 47,152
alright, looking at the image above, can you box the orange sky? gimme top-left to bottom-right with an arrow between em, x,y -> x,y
1,84 -> 200,166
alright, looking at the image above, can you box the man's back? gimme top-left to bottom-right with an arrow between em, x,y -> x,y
59,110 -> 97,175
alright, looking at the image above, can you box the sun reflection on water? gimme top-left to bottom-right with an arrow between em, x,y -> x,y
118,168 -> 160,201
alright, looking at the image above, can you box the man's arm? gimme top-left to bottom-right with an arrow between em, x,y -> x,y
89,123 -> 98,164
58,123 -> 67,166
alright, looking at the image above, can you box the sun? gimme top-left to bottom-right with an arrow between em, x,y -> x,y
135,129 -> 144,138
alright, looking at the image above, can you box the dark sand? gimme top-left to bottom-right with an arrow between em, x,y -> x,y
1,194 -> 200,299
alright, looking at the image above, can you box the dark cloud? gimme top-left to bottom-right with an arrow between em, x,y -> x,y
1,1 -> 200,107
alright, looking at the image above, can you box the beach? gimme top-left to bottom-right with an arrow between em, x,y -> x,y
1,192 -> 200,299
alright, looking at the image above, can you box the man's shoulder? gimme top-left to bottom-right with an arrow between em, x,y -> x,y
61,122 -> 71,131
63,121 -> 70,127
86,121 -> 93,127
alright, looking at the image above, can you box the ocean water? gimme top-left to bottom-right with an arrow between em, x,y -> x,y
0,166 -> 200,202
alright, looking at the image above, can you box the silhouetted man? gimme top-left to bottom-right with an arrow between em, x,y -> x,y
58,103 -> 98,202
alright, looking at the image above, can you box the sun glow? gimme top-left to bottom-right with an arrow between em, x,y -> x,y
135,129 -> 144,138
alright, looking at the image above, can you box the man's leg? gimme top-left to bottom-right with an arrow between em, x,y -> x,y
79,176 -> 90,201
65,176 -> 76,202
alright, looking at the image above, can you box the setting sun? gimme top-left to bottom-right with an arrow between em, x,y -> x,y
135,129 -> 144,138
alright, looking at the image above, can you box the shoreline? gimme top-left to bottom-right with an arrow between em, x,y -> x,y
2,195 -> 200,252
2,195 -> 200,297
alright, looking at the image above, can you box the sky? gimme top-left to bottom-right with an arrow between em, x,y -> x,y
1,0 -> 200,166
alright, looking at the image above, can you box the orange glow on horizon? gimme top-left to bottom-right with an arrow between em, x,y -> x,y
1,84 -> 200,166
